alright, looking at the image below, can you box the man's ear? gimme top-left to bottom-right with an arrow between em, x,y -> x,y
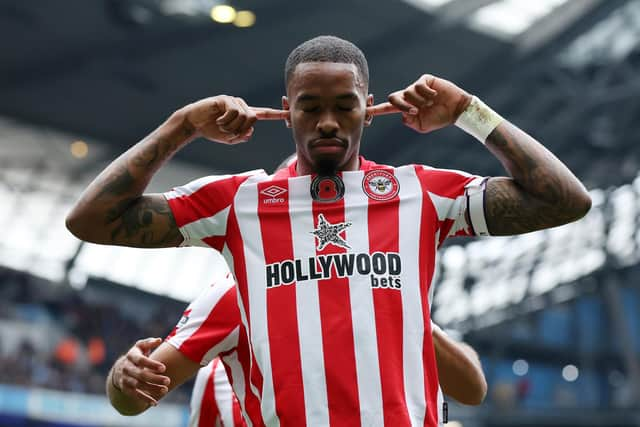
282,96 -> 291,128
364,94 -> 374,127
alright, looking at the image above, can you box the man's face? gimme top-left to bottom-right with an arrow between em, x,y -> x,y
283,62 -> 372,176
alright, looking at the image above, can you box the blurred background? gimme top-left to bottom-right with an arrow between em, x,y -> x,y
1,0 -> 639,426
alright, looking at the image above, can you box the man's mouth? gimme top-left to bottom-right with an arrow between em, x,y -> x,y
310,137 -> 347,148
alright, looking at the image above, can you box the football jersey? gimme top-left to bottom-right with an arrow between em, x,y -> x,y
189,358 -> 246,427
166,272 -> 264,426
165,157 -> 488,427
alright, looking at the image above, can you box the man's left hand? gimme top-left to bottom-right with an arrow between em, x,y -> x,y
386,74 -> 473,134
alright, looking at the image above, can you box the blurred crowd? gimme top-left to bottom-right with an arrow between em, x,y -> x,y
0,268 -> 191,404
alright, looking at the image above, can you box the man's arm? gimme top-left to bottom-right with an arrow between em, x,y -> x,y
482,122 -> 590,235
107,338 -> 201,415
383,74 -> 591,235
66,96 -> 287,247
431,323 -> 487,406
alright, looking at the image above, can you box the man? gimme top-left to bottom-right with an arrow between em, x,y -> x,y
68,35 -> 590,425
107,273 -> 487,425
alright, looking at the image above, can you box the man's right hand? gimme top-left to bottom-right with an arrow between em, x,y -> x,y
111,338 -> 170,407
182,95 -> 289,144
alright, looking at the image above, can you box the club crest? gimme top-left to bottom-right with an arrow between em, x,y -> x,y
362,170 -> 399,201
310,175 -> 345,203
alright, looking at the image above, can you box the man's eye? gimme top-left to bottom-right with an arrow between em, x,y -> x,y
338,106 -> 355,111
302,107 -> 319,113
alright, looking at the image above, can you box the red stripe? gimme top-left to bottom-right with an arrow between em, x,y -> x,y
228,326 -> 265,427
168,175 -> 251,227
437,218 -> 456,248
313,198 -> 361,426
226,211 -> 265,426
178,288 -> 240,363
199,362 -> 219,427
419,169 -> 475,199
227,208 -> 251,332
203,235 -> 226,251
232,393 -> 245,427
416,166 -> 441,426
258,180 -> 307,426
367,170 -> 411,426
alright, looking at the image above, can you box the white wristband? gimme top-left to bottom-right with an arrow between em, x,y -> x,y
455,96 -> 504,144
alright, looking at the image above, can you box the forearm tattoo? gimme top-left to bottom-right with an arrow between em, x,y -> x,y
108,196 -> 182,247
91,123 -> 194,246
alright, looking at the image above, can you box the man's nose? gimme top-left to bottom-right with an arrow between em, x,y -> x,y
316,112 -> 339,135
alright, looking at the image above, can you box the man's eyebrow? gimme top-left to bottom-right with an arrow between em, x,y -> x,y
297,94 -> 319,102
296,93 -> 359,102
336,93 -> 359,101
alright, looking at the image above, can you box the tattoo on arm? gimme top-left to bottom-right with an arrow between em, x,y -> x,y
93,134 -> 189,246
485,178 -> 563,235
483,123 -> 590,235
68,114 -> 196,247
108,196 -> 182,247
98,164 -> 135,199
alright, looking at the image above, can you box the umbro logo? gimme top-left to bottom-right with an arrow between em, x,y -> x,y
261,185 -> 287,197
260,185 -> 287,204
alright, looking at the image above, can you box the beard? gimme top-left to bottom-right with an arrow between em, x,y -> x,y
314,156 -> 339,176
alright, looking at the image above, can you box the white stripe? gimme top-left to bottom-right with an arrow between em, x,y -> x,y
235,179 -> 280,427
180,206 -> 230,244
342,171 -> 384,427
428,191 -> 472,238
222,351 -> 253,427
396,166 -> 427,426
427,192 -> 459,221
436,386 -> 444,427
289,176 -> 330,426
428,243 -> 439,310
447,194 -> 471,237
213,360 -> 236,427
188,363 -> 211,427
225,241 -> 263,405
164,170 -> 266,199
164,175 -> 233,200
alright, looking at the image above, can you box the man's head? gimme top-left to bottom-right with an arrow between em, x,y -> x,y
282,36 -> 373,176
284,36 -> 369,93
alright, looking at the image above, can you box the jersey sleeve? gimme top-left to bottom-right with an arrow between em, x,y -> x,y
163,170 -> 263,249
166,272 -> 242,366
416,166 -> 490,246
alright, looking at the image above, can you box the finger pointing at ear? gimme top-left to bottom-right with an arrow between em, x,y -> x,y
366,102 -> 401,117
251,107 -> 290,121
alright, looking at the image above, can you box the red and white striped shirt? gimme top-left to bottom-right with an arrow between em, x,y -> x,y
189,358 -> 246,427
166,273 -> 263,426
165,157 -> 487,426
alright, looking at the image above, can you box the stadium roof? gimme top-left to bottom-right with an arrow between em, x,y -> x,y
3,0 -> 637,187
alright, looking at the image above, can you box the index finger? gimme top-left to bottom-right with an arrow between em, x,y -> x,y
366,102 -> 401,117
250,107 -> 290,121
128,351 -> 166,373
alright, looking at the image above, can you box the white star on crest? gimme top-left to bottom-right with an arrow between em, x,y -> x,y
311,214 -> 352,251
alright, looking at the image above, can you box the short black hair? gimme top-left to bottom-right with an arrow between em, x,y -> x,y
284,35 -> 369,90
